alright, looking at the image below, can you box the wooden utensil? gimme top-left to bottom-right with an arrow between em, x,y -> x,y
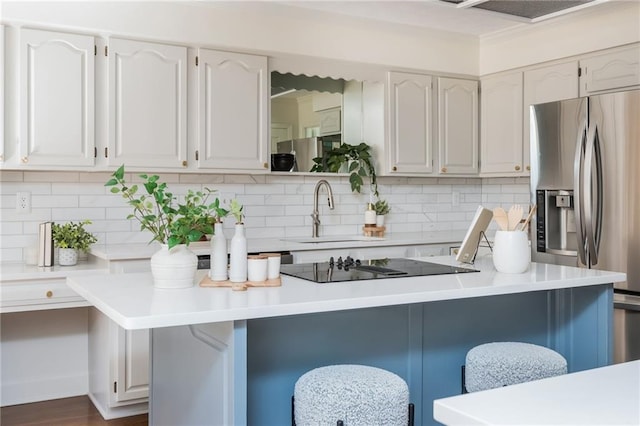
519,205 -> 537,231
508,204 -> 523,231
493,207 -> 509,231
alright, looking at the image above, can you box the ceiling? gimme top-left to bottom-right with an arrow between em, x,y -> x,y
277,0 -> 611,37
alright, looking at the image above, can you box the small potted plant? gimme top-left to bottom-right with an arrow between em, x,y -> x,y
105,165 -> 223,288
374,199 -> 391,227
52,220 -> 98,266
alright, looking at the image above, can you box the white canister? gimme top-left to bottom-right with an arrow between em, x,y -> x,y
492,230 -> 531,274
260,253 -> 282,279
247,255 -> 268,282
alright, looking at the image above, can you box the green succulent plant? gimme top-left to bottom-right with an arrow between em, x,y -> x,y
374,199 -> 391,216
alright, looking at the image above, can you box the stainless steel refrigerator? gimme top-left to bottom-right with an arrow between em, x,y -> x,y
530,89 -> 640,364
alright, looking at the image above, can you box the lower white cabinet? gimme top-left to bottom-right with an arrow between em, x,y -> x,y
88,307 -> 149,419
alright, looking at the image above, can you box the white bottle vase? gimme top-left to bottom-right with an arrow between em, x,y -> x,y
210,222 -> 228,281
150,244 -> 198,289
229,223 -> 247,283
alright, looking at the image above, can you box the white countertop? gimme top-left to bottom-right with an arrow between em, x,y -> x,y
0,261 -> 109,281
434,360 -> 640,425
66,255 -> 626,330
88,231 -> 464,261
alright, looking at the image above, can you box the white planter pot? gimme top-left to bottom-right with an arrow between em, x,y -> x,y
150,244 -> 198,289
376,215 -> 385,227
58,248 -> 78,266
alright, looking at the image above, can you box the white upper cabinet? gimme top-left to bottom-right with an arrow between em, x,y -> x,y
480,72 -> 523,175
196,49 -> 268,172
437,77 -> 478,175
1,25 -> 5,164
19,28 -> 95,167
523,61 -> 579,174
580,44 -> 640,96
387,71 -> 433,174
107,38 -> 188,169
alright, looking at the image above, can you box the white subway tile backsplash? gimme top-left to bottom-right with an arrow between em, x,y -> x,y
0,171 -> 531,263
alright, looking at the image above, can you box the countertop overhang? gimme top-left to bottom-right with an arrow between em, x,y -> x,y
66,256 -> 626,330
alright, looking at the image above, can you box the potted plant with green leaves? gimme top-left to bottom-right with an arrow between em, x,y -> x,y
374,198 -> 391,227
105,165 -> 223,288
52,220 -> 98,266
227,199 -> 247,283
310,142 -> 378,197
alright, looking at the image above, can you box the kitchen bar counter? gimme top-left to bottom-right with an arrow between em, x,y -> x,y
66,256 -> 625,330
66,257 -> 625,425
434,360 -> 640,425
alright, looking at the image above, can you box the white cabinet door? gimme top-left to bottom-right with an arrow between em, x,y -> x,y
523,61 -> 579,174
19,29 -> 95,167
1,25 -> 4,165
580,44 -> 640,96
387,71 -> 433,174
108,38 -> 188,169
196,49 -> 268,171
437,77 -> 478,175
114,327 -> 149,402
480,72 -> 523,175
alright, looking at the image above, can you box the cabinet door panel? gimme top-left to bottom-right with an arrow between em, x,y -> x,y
581,44 -> 640,95
438,78 -> 478,175
197,49 -> 268,171
523,61 -> 579,174
19,29 -> 95,166
480,72 -> 523,175
115,326 -> 149,402
108,38 -> 187,169
388,72 -> 433,174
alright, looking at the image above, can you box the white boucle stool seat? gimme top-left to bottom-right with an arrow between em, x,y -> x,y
294,364 -> 410,426
465,342 -> 568,393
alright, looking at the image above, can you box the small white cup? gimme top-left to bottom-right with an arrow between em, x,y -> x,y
492,230 -> 531,274
247,255 -> 268,282
260,253 -> 282,279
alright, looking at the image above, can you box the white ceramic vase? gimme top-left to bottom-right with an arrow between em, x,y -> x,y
492,230 -> 531,274
210,222 -> 228,281
150,244 -> 198,289
229,223 -> 248,283
58,248 -> 78,266
376,215 -> 385,227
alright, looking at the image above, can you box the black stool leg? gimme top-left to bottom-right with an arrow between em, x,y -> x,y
408,402 -> 415,426
291,396 -> 296,426
337,421 -> 344,426
461,365 -> 468,394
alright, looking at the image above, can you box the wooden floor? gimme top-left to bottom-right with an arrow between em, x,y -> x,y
0,396 -> 148,426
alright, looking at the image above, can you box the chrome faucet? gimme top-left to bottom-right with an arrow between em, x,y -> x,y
311,179 -> 335,238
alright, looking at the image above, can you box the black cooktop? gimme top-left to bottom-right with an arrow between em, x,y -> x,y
280,257 -> 478,283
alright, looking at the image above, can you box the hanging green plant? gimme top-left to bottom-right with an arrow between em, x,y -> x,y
310,142 -> 378,196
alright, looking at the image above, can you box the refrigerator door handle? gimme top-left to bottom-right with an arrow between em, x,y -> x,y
574,120 -> 588,265
584,124 -> 604,266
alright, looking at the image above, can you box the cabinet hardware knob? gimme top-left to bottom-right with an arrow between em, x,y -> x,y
441,167 -> 447,173
526,165 -> 530,171
263,162 -> 268,169
46,291 -> 53,298
182,160 -> 187,167
392,166 -> 397,171
515,165 -> 521,171
21,157 -> 28,163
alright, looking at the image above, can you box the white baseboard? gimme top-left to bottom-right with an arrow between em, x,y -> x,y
88,392 -> 148,420
1,373 -> 88,406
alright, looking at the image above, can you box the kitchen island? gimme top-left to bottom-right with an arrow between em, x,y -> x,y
67,256 -> 625,425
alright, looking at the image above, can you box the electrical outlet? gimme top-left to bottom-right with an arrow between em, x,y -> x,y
16,192 -> 31,214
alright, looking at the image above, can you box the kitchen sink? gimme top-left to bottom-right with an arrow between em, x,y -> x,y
282,236 -> 386,244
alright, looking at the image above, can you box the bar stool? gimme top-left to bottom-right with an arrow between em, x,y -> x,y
292,364 -> 414,426
463,342 -> 567,393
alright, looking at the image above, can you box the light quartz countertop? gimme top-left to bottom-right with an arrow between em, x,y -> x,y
66,255 -> 626,330
434,360 -> 640,425
0,261 -> 109,281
